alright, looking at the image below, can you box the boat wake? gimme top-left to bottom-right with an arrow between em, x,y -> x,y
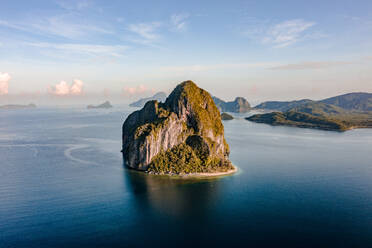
64,144 -> 99,165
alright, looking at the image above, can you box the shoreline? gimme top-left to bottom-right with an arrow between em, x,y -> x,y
145,165 -> 238,179
247,119 -> 348,132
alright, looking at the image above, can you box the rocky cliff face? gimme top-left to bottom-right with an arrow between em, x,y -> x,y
122,81 -> 232,174
229,97 -> 251,113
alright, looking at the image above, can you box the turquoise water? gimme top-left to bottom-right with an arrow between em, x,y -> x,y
1,108 -> 372,247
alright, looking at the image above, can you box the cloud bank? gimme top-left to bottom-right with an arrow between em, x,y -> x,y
123,84 -> 154,96
48,79 -> 84,96
0,72 -> 11,95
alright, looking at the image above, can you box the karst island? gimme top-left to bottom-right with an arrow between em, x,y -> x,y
122,80 -> 236,177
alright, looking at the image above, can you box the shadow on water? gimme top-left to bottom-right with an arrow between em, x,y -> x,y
121,157 -> 236,247
122,157 -> 222,219
120,155 -> 370,248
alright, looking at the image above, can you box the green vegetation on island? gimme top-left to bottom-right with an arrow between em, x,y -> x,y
246,110 -> 349,131
148,142 -> 233,174
122,81 -> 234,176
319,92 -> 372,111
248,94 -> 372,131
254,92 -> 372,112
254,99 -> 313,112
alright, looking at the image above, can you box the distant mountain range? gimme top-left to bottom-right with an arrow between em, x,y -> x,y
212,96 -> 251,113
87,101 -> 113,109
129,92 -> 167,108
128,91 -> 251,113
319,92 -> 372,111
288,102 -> 346,116
254,99 -> 313,112
248,92 -> 372,131
0,103 -> 36,110
254,92 -> 372,112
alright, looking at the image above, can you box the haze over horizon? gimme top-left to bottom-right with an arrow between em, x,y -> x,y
1,0 -> 372,105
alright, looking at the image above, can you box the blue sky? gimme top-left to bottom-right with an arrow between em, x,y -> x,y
0,0 -> 372,103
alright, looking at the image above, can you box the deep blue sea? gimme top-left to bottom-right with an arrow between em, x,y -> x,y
1,107 -> 372,247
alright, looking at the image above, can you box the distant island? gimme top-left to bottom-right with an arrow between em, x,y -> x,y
213,96 -> 251,113
0,103 -> 36,110
87,101 -> 113,109
248,93 -> 372,131
129,92 -> 167,108
254,99 -> 312,112
221,112 -> 234,120
122,81 -> 235,177
320,92 -> 372,111
254,92 -> 372,112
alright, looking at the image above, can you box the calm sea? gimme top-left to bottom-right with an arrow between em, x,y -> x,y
1,107 -> 372,247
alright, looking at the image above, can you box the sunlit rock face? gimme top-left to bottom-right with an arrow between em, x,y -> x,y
122,80 -> 232,174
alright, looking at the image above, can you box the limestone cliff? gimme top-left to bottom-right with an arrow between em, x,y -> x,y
122,81 -> 233,174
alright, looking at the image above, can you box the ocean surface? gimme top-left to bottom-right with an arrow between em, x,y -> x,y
1,107 -> 372,247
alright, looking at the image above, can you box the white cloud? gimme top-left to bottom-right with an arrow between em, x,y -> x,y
0,14 -> 112,39
126,15 -> 189,45
170,13 -> 189,31
70,79 -> 84,95
270,61 -> 354,70
56,0 -> 91,10
242,19 -> 316,48
263,19 -> 315,47
30,15 -> 112,38
48,79 -> 84,96
123,84 -> 154,96
51,81 -> 70,95
0,72 -> 11,95
160,62 -> 276,73
127,22 -> 162,42
26,42 -> 128,58
0,20 -> 28,32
